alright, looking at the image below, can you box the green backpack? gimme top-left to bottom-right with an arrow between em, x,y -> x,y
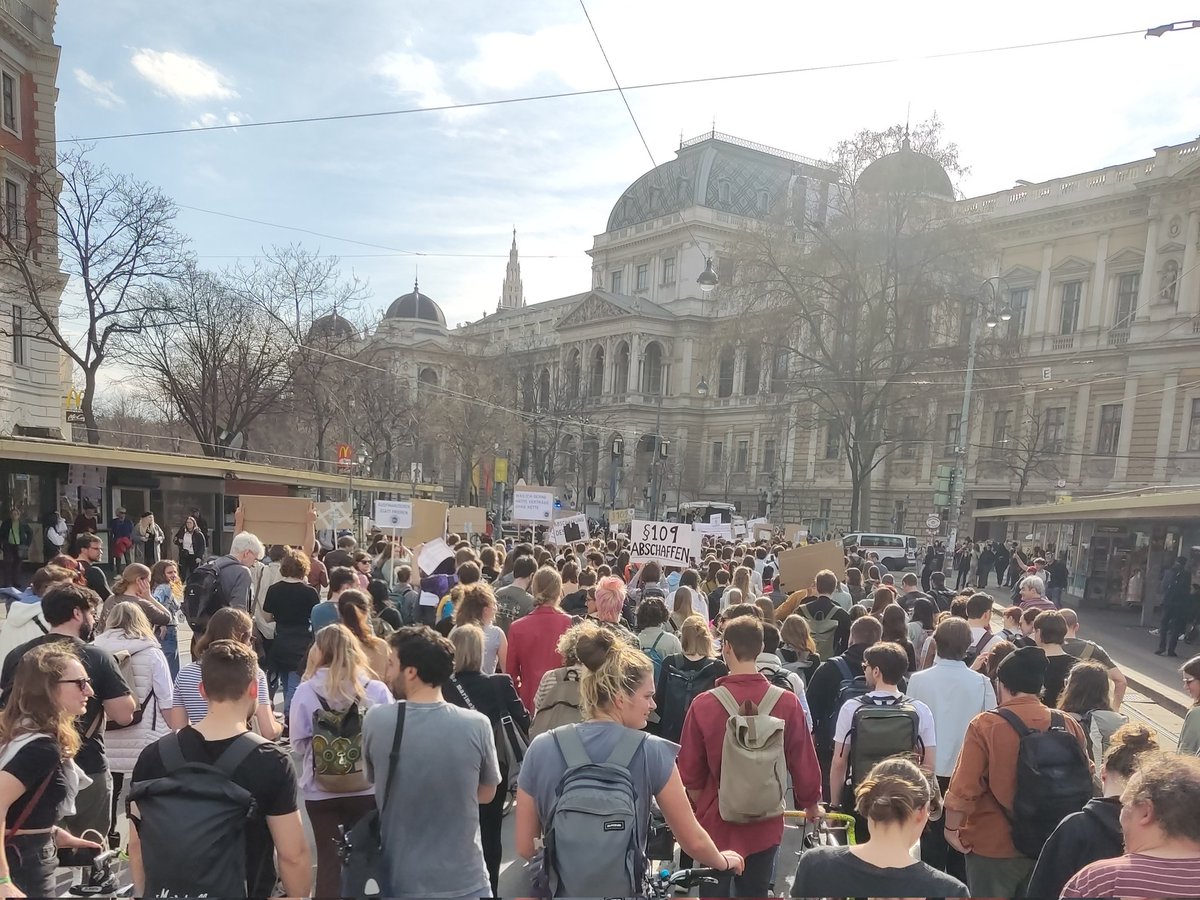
800,606 -> 839,660
311,696 -> 370,793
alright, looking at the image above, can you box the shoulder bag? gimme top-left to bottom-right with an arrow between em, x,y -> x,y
338,702 -> 405,899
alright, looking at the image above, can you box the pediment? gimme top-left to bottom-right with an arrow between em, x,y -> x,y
1106,247 -> 1144,268
1158,241 -> 1185,255
1000,264 -> 1039,284
1051,255 -> 1093,276
556,292 -> 627,330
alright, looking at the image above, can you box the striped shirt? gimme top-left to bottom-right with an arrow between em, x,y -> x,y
1062,853 -> 1200,898
170,661 -> 270,723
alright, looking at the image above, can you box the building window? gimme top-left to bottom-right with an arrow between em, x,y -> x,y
718,180 -> 731,204
1060,281 -> 1082,335
824,423 -> 840,460
717,345 -> 735,398
662,256 -> 675,283
3,179 -> 19,239
893,500 -> 906,533
992,410 -> 1010,449
943,413 -> 961,455
610,270 -> 622,293
757,190 -> 770,213
635,264 -> 649,292
1097,403 -> 1122,456
709,441 -> 723,472
818,498 -> 832,521
734,440 -> 749,473
899,415 -> 918,458
11,304 -> 24,366
1,71 -> 16,134
1007,288 -> 1029,338
1188,399 -> 1200,452
762,438 -> 776,473
717,255 -> 732,285
1114,272 -> 1138,327
1043,406 -> 1066,454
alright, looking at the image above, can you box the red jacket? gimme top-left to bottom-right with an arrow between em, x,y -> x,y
506,605 -> 573,711
677,673 -> 822,857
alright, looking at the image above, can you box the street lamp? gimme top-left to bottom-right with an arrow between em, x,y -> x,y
697,258 -> 719,293
696,376 -> 710,398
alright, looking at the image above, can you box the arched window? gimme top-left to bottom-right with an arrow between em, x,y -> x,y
743,343 -> 762,395
589,345 -> 605,397
537,368 -> 550,411
718,180 -> 731,204
565,349 -> 581,399
642,342 -> 664,395
768,345 -> 789,394
614,341 -> 630,394
417,367 -> 438,400
717,345 -> 735,398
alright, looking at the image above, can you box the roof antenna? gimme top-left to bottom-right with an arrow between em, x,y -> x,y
414,265 -> 419,294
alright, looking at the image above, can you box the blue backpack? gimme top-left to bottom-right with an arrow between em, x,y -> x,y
641,631 -> 667,681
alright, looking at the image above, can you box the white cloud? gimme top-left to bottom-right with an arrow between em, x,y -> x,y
374,52 -> 454,109
458,24 -> 601,92
73,68 -> 124,108
130,49 -> 237,102
189,112 -> 219,128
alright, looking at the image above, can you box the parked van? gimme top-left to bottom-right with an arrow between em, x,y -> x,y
842,533 -> 916,571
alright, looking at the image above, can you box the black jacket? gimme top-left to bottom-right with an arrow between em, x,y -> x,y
806,643 -> 869,752
1026,797 -> 1122,900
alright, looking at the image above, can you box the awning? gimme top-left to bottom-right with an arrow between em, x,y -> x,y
974,489 -> 1200,522
0,437 -> 442,495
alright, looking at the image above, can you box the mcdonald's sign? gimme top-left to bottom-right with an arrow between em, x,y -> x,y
336,443 -> 353,470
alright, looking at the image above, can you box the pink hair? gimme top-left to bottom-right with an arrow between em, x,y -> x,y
594,576 -> 627,621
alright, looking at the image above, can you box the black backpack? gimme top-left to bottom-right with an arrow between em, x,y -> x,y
962,630 -> 994,668
128,731 -> 268,898
992,708 -> 1093,859
656,659 -> 721,743
389,583 -> 421,626
816,656 -> 869,745
845,694 -> 923,790
182,562 -> 227,631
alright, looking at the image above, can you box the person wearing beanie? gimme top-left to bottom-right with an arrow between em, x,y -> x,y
943,645 -> 1092,899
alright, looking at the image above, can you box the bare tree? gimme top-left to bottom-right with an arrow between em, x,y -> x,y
1000,409 -> 1070,503
0,147 -> 190,443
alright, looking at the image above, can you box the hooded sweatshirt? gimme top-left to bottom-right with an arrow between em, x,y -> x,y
1026,796 -> 1123,899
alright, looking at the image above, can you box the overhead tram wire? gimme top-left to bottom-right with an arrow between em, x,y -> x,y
58,27 -> 1165,145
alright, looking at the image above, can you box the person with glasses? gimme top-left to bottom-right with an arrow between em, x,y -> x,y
0,644 -> 105,898
73,534 -> 111,604
1180,655 -> 1200,755
0,583 -> 135,854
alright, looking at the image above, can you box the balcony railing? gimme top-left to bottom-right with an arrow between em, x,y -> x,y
1051,335 -> 1075,351
1106,327 -> 1130,347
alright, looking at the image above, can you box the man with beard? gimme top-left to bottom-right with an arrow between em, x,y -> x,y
0,582 -> 135,840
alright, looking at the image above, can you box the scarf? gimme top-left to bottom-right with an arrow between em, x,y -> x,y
0,729 -> 93,818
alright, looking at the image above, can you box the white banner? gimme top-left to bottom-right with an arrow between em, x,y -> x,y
551,514 -> 590,544
513,489 -> 554,522
373,500 -> 413,530
417,537 -> 454,575
694,522 -> 734,541
630,520 -> 697,566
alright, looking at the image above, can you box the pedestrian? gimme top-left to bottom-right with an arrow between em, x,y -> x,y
879,605 -> 918,672
41,508 -> 68,564
943,645 -> 1093,899
74,533 -> 111,603
0,509 -> 31,589
677,614 -> 822,897
133,512 -> 164,566
1179,655 -> 1200,755
494,555 -> 537,632
908,597 -> 937,668
289,624 -> 391,900
322,534 -> 356,571
791,757 -> 967,899
1155,559 -> 1192,657
1033,610 -> 1078,708
517,622 -> 745,897
1046,553 -> 1069,605
148,560 -> 183,679
1060,660 -> 1128,765
778,614 -> 820,684
507,566 -> 573,711
173,515 -> 206,581
0,645 -> 105,897
102,563 -> 172,632
529,623 -> 586,736
258,548 -> 319,725
654,615 -> 728,744
0,583 -> 135,843
444,624 -> 529,895
637,595 -> 684,671
188,523 -> 267,651
93,601 -> 174,850
164,607 -> 282,740
337,589 -> 390,680
975,543 -> 995,588
311,565 -> 356,633
583,573 -> 639,645
1027,723 -> 1158,898
453,583 -> 508,675
362,626 -> 501,899
128,638 -> 311,899
1061,751 -> 1200,898
0,565 -> 73,661
252,546 -> 286,671
108,508 -> 134,568
1018,573 -> 1056,611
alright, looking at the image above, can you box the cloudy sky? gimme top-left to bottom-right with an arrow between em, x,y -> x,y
58,1 -> 1200,327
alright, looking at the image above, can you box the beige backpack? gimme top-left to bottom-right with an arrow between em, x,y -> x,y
711,685 -> 788,823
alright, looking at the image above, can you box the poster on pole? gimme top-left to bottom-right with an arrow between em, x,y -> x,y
447,506 -> 488,536
629,520 -> 697,566
373,500 -> 413,531
550,514 -> 589,545
609,508 -> 634,527
408,499 -> 449,544
783,523 -> 808,544
512,487 -> 554,523
314,501 -> 353,531
776,541 -> 845,593
238,495 -> 312,547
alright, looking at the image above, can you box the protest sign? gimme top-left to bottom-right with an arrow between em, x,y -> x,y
629,520 -> 697,566
408,499 -> 448,544
609,508 -> 634,527
513,487 -> 554,522
447,506 -> 488,535
776,541 -> 845,593
694,521 -> 733,541
239,495 -> 311,547
783,523 -> 808,544
417,537 -> 454,575
550,514 -> 589,544
373,500 -> 413,530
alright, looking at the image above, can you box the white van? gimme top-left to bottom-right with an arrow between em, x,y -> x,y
842,533 -> 917,571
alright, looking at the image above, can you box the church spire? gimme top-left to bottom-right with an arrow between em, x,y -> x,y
498,226 -> 524,311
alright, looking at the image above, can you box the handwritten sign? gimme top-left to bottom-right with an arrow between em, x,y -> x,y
609,508 -> 634,527
630,520 -> 697,566
447,506 -> 488,535
513,488 -> 554,522
694,521 -> 733,541
551,514 -> 589,544
374,500 -> 413,530
417,537 -> 454,575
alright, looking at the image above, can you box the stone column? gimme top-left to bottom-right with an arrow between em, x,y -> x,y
1154,373 -> 1179,482
806,414 -> 818,481
1180,211 -> 1200,315
750,425 -> 761,480
628,333 -> 641,396
1135,217 -> 1159,323
1086,232 -> 1110,330
1068,384 -> 1091,482
733,347 -> 747,397
1112,376 -> 1139,482
1035,244 -> 1054,337
680,338 -> 694,396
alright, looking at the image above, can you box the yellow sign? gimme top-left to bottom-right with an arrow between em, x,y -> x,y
64,389 -> 82,409
494,457 -> 508,483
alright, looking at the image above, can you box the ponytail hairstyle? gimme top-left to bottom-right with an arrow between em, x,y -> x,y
530,567 -> 564,608
574,621 -> 652,718
337,589 -> 376,647
111,562 -> 151,598
1103,722 -> 1159,780
853,756 -> 938,825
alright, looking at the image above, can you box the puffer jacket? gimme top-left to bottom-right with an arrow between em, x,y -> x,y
92,630 -> 173,773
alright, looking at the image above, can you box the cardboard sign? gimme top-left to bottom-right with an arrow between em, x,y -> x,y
551,514 -> 589,545
314,501 -> 353,531
417,537 -> 454,575
513,487 -> 554,522
783,523 -> 808,544
753,522 -> 776,541
447,506 -> 488,535
374,500 -> 413,530
408,499 -> 449,544
776,541 -> 846,594
238,495 -> 312,547
629,520 -> 697,566
609,508 -> 634,527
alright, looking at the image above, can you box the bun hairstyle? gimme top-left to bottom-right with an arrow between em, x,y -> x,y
854,757 -> 935,825
574,621 -> 652,718
1103,722 -> 1159,779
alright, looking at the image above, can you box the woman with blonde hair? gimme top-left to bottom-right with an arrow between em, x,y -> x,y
103,562 -> 171,632
731,566 -> 754,605
149,559 -> 183,678
779,614 -> 820,684
654,615 -> 728,744
94,601 -> 173,849
0,645 -> 103,896
289,624 -> 391,899
670,587 -> 694,632
754,597 -> 777,626
516,623 -> 744,896
454,583 -> 508,674
444,624 -> 529,895
507,565 -> 572,711
337,589 -> 389,680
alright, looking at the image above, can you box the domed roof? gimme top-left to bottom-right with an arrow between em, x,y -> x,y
384,279 -> 446,325
307,312 -> 357,342
856,135 -> 955,201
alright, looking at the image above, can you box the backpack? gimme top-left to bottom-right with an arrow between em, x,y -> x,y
639,584 -> 667,603
389,584 -> 421,626
311,696 -> 369,793
182,562 -> 227,631
816,656 -> 869,745
962,630 -> 994,668
641,631 -> 667,681
127,731 -> 268,898
711,684 -> 788,823
757,663 -> 795,694
541,726 -> 647,898
991,707 -> 1093,859
799,605 -> 840,660
844,694 -> 923,790
106,648 -> 156,732
656,660 -> 721,743
529,668 -> 584,739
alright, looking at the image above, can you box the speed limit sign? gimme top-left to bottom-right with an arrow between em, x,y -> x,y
926,515 -> 942,530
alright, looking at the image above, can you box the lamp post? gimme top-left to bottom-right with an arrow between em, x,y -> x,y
609,435 -> 624,517
348,449 -> 367,542
945,277 -> 1013,560
649,380 -> 665,521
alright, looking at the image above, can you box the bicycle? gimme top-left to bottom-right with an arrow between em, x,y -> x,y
783,809 -> 858,848
644,866 -> 720,899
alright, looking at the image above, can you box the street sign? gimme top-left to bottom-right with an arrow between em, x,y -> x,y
925,515 -> 941,530
1056,478 -> 1067,489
